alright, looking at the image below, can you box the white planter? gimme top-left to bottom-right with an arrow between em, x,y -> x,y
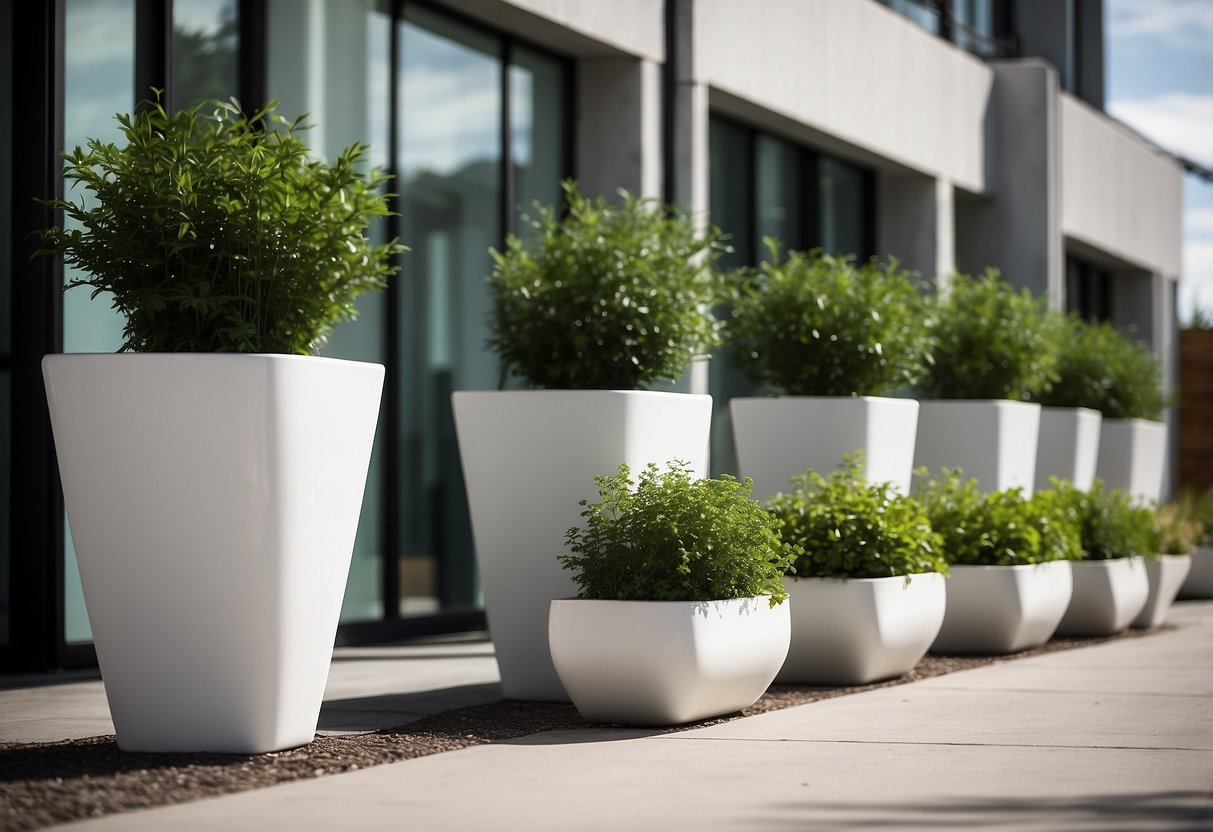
548,596 -> 789,725
931,561 -> 1073,654
42,353 -> 383,753
1034,407 -> 1102,491
776,573 -> 945,685
1179,546 -> 1213,599
913,400 -> 1041,495
730,396 -> 919,500
453,390 -> 711,701
1055,557 -> 1149,636
1133,554 -> 1193,629
1095,418 -> 1167,505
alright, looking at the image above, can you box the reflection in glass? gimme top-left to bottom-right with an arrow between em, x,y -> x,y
510,45 -> 567,220
173,0 -> 238,108
755,134 -> 804,258
819,157 -> 866,258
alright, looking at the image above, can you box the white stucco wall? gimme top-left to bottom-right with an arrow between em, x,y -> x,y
1061,94 -> 1183,279
456,0 -> 664,60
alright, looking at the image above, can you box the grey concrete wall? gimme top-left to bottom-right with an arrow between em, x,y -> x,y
575,58 -> 663,199
877,173 -> 955,278
456,0 -> 664,60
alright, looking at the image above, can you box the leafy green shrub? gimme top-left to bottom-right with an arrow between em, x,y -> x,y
488,180 -> 728,389
768,457 -> 947,579
39,95 -> 404,354
919,269 -> 1058,401
915,470 -> 1080,565
560,461 -> 795,604
1040,315 -> 1165,420
1050,479 -> 1150,560
725,242 -> 932,396
1149,504 -> 1198,556
1175,490 -> 1213,546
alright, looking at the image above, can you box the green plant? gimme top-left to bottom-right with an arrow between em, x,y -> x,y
915,469 -> 1080,565
1040,315 -> 1166,420
725,242 -> 932,396
919,269 -> 1058,401
768,456 -> 947,579
1175,490 -> 1213,546
1151,503 -> 1199,555
560,461 -> 795,604
1050,479 -> 1150,560
488,180 -> 728,389
39,94 -> 404,354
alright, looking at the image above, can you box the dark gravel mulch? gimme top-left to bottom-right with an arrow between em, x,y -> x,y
0,626 -> 1165,831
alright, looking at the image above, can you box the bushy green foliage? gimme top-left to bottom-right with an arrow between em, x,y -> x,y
1174,490 -> 1213,546
1050,479 -> 1150,560
768,457 -> 947,579
488,181 -> 728,389
1148,504 -> 1199,556
919,269 -> 1058,401
1040,315 -> 1165,420
39,95 -> 404,354
725,242 -> 932,396
915,470 -> 1080,565
560,462 -> 796,604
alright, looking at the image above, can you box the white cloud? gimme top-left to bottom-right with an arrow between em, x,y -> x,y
1107,0 -> 1213,51
1107,93 -> 1213,168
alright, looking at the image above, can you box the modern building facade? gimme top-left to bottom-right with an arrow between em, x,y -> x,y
1,0 -> 1184,671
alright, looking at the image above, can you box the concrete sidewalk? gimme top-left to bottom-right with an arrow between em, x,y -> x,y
11,600 -> 1205,831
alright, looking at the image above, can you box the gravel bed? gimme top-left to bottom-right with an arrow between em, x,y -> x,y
0,626 -> 1164,831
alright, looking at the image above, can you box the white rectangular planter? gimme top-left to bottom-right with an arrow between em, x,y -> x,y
931,561 -> 1073,654
43,353 -> 383,753
1179,546 -> 1213,599
453,390 -> 712,701
1055,558 -> 1149,637
730,396 -> 919,500
548,597 -> 789,725
1133,555 -> 1193,629
776,573 -> 945,685
1034,407 -> 1101,491
1095,418 -> 1167,505
913,400 -> 1041,495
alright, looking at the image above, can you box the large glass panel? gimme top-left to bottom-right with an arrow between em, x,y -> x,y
510,45 -> 566,221
172,0 -> 239,108
0,373 -> 9,646
953,0 -> 997,57
819,157 -> 867,258
0,0 -> 11,355
877,0 -> 941,35
754,134 -> 804,258
398,7 -> 502,613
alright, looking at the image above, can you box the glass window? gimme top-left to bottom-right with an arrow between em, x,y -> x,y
172,0 -> 239,108
877,0 -> 941,35
0,0 -> 11,356
0,372 -> 9,646
510,45 -> 567,222
1066,257 -> 1111,322
819,157 -> 867,258
953,0 -> 998,57
755,134 -> 805,258
708,118 -> 753,268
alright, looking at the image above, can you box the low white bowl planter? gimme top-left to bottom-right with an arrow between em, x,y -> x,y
776,573 -> 945,685
913,400 -> 1041,495
1179,546 -> 1213,599
43,353 -> 383,753
931,562 -> 1073,654
548,597 -> 789,725
1095,418 -> 1167,504
1133,555 -> 1193,628
1055,558 -> 1149,637
730,396 -> 919,499
1034,407 -> 1101,492
453,390 -> 711,701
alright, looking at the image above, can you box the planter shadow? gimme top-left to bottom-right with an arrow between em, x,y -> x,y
317,683 -> 504,733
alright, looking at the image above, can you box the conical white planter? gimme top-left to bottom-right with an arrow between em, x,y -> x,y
1179,546 -> 1213,599
1095,418 -> 1167,504
776,573 -> 945,685
1055,558 -> 1149,637
453,390 -> 712,701
913,400 -> 1041,495
1034,407 -> 1101,491
43,353 -> 383,753
548,597 -> 789,725
1133,554 -> 1193,628
931,562 -> 1073,654
730,396 -> 919,500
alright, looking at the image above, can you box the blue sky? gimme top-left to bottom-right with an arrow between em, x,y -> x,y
1105,0 -> 1213,321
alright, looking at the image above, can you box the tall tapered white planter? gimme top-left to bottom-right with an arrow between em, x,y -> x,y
730,396 -> 919,500
43,354 -> 383,753
453,390 -> 711,701
1055,558 -> 1149,637
1133,555 -> 1192,628
1179,546 -> 1213,599
1095,418 -> 1167,504
931,562 -> 1073,654
1034,407 -> 1101,491
913,400 -> 1041,495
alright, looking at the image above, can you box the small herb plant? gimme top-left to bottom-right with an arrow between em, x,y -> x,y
39,95 -> 405,354
560,461 -> 795,604
915,470 -> 1080,566
768,457 -> 947,580
488,180 -> 728,389
1051,479 -> 1150,560
919,269 -> 1058,401
726,242 -> 932,396
1040,315 -> 1166,420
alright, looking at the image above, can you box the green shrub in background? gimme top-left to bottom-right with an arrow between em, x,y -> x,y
1175,490 -> 1213,546
1051,479 -> 1151,560
918,269 -> 1059,401
768,456 -> 947,579
1148,504 -> 1199,556
560,461 -> 795,604
725,242 -> 932,396
488,181 -> 728,389
1040,315 -> 1166,421
39,95 -> 404,354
